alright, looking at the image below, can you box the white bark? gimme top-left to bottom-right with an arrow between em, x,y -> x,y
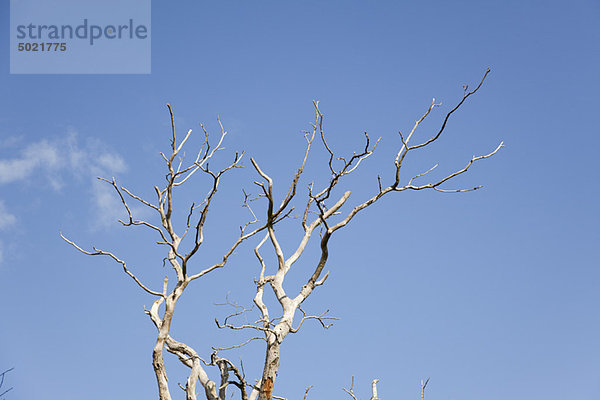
64,71 -> 501,400
63,105 -> 269,400
242,70 -> 500,399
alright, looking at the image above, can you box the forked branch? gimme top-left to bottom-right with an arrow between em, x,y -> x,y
249,69 -> 501,400
63,72 -> 500,400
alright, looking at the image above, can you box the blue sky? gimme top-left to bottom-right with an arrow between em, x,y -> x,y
1,1 -> 599,399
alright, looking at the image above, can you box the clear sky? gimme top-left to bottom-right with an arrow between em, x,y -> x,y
1,1 -> 599,399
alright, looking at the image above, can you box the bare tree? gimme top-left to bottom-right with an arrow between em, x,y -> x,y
62,70 -> 501,400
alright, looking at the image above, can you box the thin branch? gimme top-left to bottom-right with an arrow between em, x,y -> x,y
303,386 -> 313,400
288,307 -> 339,333
167,104 -> 177,151
412,68 -> 490,151
408,164 -> 438,185
120,185 -> 160,211
186,220 -> 269,282
97,177 -> 171,246
174,119 -> 229,187
214,318 -> 277,336
183,151 -> 245,273
393,68 -> 491,188
343,376 -> 359,400
60,233 -> 164,297
402,141 -> 504,192
211,336 -> 266,352
0,368 -> 14,398
421,377 -> 430,400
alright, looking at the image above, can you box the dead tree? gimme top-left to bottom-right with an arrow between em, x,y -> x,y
63,69 -> 501,400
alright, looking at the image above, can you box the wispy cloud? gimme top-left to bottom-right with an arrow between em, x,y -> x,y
0,130 -> 130,233
0,132 -> 126,185
96,153 -> 127,174
0,135 -> 24,149
0,139 -> 60,184
0,200 -> 17,230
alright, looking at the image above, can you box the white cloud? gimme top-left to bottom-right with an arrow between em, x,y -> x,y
0,132 -> 126,186
0,131 -> 130,230
96,153 -> 127,174
0,238 -> 11,265
0,154 -> 40,183
0,139 -> 65,184
23,140 -> 61,167
65,130 -> 87,172
0,135 -> 24,149
0,129 -> 128,185
0,200 -> 16,230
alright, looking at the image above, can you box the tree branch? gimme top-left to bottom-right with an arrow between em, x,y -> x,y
60,233 -> 164,297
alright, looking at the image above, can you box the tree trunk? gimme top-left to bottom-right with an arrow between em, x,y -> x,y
153,295 -> 179,400
258,340 -> 281,400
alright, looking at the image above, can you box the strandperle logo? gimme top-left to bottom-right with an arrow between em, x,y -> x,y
10,0 -> 151,74
15,19 -> 149,46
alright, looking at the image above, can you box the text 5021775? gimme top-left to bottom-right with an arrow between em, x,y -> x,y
17,42 -> 67,51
